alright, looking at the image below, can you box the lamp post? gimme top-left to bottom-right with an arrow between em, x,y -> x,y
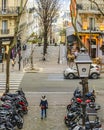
75,48 -> 92,126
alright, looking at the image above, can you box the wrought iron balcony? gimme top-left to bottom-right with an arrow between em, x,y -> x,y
0,7 -> 19,16
80,26 -> 101,33
1,29 -> 9,34
77,4 -> 103,14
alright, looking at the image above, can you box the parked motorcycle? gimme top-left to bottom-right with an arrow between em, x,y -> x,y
0,88 -> 28,130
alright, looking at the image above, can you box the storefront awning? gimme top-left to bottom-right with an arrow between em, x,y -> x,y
67,34 -> 78,45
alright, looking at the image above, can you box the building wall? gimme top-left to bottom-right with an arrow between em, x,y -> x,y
0,0 -> 34,41
0,0 -> 18,7
0,0 -> 33,60
77,0 -> 104,60
0,0 -> 19,38
19,0 -> 35,45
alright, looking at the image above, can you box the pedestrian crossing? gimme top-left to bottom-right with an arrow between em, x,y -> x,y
0,72 -> 24,90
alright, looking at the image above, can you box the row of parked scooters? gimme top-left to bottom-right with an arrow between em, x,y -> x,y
64,87 -> 102,130
0,88 -> 28,130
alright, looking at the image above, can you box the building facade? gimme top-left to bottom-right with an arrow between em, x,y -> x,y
0,0 -> 19,59
0,0 -> 35,61
77,0 -> 104,60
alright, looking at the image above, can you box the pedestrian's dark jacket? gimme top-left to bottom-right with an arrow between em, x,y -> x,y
40,97 -> 48,109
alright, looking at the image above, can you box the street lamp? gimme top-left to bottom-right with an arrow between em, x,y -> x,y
75,47 -> 92,126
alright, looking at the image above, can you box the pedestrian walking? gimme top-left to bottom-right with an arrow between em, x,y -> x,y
67,51 -> 75,67
11,58 -> 16,70
39,95 -> 48,119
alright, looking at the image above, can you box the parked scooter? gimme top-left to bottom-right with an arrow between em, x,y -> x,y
0,88 -> 28,130
64,110 -> 83,127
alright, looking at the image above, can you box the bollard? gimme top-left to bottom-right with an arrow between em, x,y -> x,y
23,59 -> 26,68
23,60 -> 24,68
25,58 -> 26,66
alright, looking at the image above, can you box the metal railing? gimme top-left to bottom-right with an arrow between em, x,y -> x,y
1,29 -> 9,34
0,7 -> 19,15
77,3 -> 104,13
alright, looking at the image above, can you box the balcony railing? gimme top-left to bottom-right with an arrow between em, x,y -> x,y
0,7 -> 19,15
1,29 -> 9,34
77,4 -> 104,14
81,26 -> 102,33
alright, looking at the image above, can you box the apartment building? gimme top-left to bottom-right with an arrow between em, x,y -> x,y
76,0 -> 104,59
0,0 -> 35,61
20,0 -> 35,44
0,0 -> 19,59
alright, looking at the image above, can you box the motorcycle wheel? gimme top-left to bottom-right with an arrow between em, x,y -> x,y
64,118 -> 70,127
17,123 -> 23,129
23,109 -> 28,114
67,104 -> 71,111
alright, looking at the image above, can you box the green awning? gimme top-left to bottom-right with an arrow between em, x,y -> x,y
67,35 -> 77,45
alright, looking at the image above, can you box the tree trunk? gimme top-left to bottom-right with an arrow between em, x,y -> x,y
43,28 -> 48,60
30,44 -> 34,69
5,46 -> 10,93
18,53 -> 21,71
50,24 -> 52,44
5,0 -> 28,93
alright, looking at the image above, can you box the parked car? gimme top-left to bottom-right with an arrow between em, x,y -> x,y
63,64 -> 101,79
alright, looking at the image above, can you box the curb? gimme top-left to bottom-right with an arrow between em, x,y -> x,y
23,67 -> 43,73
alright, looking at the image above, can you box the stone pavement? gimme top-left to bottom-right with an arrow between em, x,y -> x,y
21,92 -> 104,130
21,92 -> 72,130
0,89 -> 104,130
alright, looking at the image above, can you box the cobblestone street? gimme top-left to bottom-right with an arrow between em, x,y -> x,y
22,106 -> 67,130
22,93 -> 71,130
20,92 -> 104,130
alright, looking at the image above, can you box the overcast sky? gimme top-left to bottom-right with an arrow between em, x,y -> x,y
28,0 -> 70,10
61,0 -> 70,10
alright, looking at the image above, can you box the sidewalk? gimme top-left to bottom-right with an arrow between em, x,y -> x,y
0,59 -> 23,73
0,90 -> 104,130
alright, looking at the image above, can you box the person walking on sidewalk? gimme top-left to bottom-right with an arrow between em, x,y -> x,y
39,95 -> 48,119
11,57 -> 16,71
67,51 -> 75,67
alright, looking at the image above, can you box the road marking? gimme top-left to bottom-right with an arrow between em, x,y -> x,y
0,72 -> 24,88
25,91 -> 73,94
47,74 -> 64,81
25,91 -> 104,95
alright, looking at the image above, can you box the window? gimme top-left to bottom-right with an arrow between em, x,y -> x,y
89,17 -> 95,30
2,20 -> 8,34
2,0 -> 7,12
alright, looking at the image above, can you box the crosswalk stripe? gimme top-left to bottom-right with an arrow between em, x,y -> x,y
0,81 -> 21,83
25,92 -> 74,94
0,78 -> 23,80
0,85 -> 20,87
0,72 -> 24,88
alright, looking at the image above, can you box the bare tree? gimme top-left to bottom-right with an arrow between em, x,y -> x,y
5,0 -> 28,93
27,32 -> 39,70
70,0 -> 86,49
34,0 -> 60,60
